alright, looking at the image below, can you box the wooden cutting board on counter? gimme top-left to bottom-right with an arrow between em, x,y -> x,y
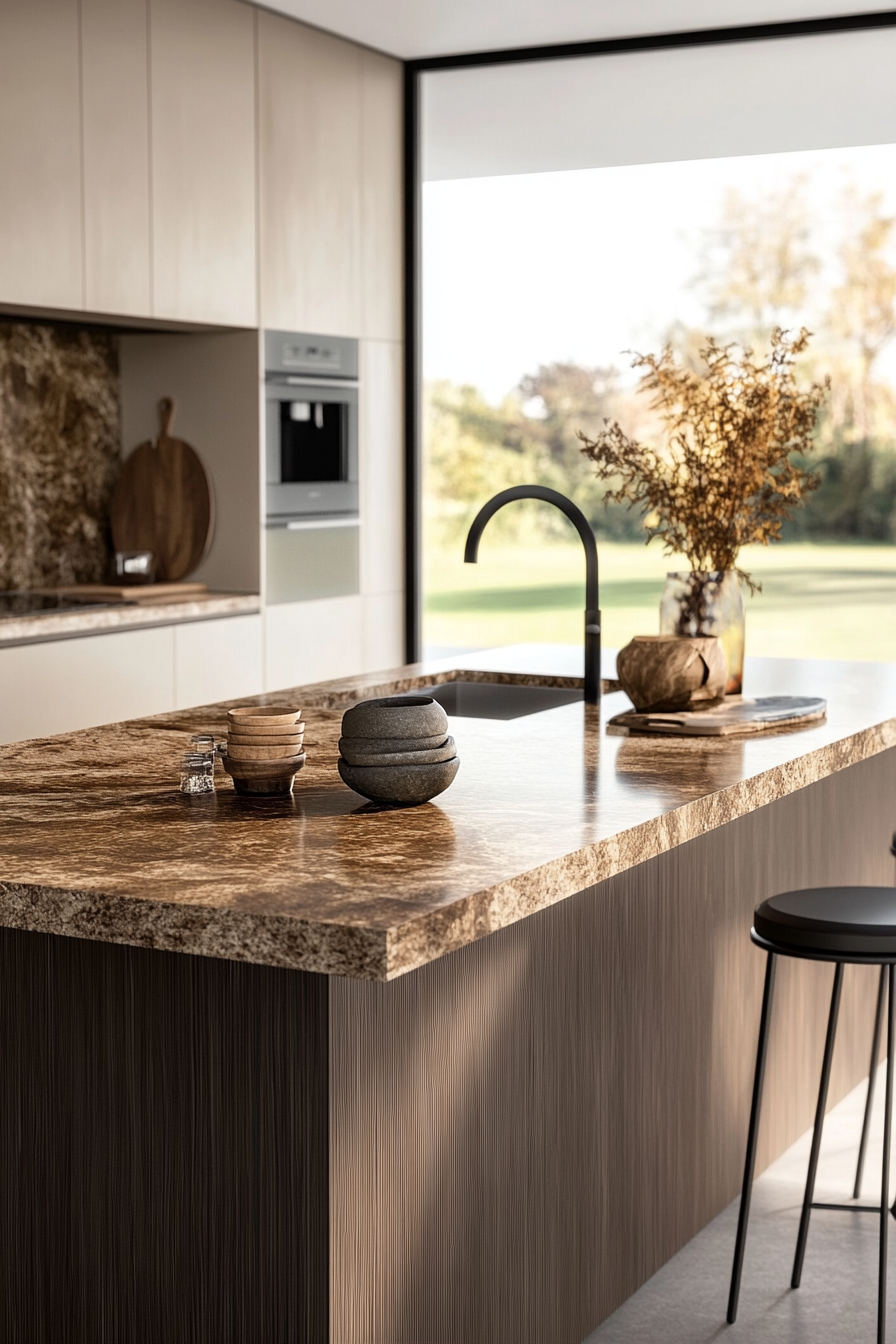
110,397 -> 214,581
607,695 -> 827,737
33,582 -> 209,605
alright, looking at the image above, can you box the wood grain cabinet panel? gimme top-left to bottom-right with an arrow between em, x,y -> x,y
149,0 -> 256,326
361,51 -> 403,342
80,0 -> 152,317
258,13 -> 362,336
0,0 -> 82,311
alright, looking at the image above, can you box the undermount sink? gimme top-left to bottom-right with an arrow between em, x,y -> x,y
425,680 -> 582,721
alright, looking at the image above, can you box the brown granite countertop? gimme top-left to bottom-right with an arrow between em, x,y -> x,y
1,644 -> 895,980
0,592 -> 260,646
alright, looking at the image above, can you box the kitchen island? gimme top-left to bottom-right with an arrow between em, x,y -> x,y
2,647 -> 895,1343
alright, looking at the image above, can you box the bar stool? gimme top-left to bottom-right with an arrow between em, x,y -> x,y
727,886 -> 896,1342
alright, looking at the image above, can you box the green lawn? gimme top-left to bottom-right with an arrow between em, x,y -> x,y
423,541 -> 896,661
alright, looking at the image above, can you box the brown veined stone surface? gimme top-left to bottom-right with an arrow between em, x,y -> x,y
0,322 -> 119,589
0,650 -> 895,981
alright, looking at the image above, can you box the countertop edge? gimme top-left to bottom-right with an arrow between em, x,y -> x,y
0,882 -> 391,980
0,593 -> 261,647
383,717 -> 896,979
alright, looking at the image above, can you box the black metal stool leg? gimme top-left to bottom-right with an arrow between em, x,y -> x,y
856,966 -> 888,1199
728,953 -> 777,1324
792,962 -> 844,1288
879,964 -> 894,1344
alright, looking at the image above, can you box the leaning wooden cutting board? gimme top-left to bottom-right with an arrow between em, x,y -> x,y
110,397 -> 215,582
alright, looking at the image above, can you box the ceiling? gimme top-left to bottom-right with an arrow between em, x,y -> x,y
253,0 -> 896,60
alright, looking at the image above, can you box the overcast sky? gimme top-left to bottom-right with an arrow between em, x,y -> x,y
423,143 -> 896,403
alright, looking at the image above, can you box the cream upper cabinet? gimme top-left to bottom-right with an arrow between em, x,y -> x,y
258,13 -> 363,336
0,0 -> 83,311
81,0 -> 152,317
149,0 -> 257,326
361,52 -> 404,343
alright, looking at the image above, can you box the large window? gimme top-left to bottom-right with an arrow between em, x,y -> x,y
418,25 -> 896,662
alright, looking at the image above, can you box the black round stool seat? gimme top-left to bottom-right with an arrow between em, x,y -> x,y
754,886 -> 896,957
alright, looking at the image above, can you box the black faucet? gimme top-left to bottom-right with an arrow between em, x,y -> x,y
463,485 -> 601,704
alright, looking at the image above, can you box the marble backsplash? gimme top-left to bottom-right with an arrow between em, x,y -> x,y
0,322 -> 120,590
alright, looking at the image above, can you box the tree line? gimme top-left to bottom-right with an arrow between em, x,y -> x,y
426,173 -> 896,547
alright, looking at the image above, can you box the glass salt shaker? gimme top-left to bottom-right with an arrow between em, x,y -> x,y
180,752 -> 215,795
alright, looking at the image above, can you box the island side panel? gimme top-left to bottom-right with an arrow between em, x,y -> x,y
0,933 -> 329,1344
329,748 -> 896,1344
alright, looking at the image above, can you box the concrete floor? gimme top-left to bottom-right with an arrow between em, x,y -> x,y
587,1065 -> 894,1343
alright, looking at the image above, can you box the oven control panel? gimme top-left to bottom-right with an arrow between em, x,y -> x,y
264,330 -> 358,381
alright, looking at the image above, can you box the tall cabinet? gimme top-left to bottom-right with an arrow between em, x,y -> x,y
0,0 -> 83,311
258,14 -> 405,693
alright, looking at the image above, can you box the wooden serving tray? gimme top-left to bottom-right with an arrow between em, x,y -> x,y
33,582 -> 208,606
607,695 -> 827,737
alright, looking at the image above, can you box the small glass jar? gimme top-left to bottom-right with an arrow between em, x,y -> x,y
180,752 -> 215,795
190,734 -> 216,758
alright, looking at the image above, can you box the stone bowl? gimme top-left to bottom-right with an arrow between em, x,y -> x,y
337,755 -> 459,806
341,696 -> 448,742
338,731 -> 448,755
223,751 -> 305,796
339,736 -> 456,768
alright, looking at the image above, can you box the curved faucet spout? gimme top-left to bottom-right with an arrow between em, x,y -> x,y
463,484 -> 601,704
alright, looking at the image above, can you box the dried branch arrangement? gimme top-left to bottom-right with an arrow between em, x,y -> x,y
577,328 -> 828,586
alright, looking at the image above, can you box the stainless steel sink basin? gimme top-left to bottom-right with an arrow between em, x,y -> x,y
426,680 -> 582,721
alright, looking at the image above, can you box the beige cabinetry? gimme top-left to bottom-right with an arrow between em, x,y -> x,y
149,0 -> 257,326
258,14 -> 363,336
258,27 -> 405,678
0,614 -> 264,744
0,0 -> 83,311
0,2 -> 402,339
174,614 -> 262,710
0,3 -> 405,712
81,0 -> 152,317
0,0 -> 257,327
264,597 -> 363,693
361,52 -> 404,342
0,627 -> 176,745
258,17 -> 404,342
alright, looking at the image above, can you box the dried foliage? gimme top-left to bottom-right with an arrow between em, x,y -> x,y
577,328 -> 828,587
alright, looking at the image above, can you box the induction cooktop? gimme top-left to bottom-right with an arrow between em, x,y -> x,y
0,591 -> 114,620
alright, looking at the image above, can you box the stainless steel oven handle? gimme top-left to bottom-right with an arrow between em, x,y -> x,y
266,374 -> 359,390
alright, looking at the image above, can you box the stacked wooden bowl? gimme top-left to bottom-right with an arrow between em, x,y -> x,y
337,695 -> 459,805
222,706 -> 305,796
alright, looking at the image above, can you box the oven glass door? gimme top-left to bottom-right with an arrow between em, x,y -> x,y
279,399 -> 348,484
266,382 -> 358,521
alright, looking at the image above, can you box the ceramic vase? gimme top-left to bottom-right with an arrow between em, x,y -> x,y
616,634 -> 728,712
659,571 -> 745,695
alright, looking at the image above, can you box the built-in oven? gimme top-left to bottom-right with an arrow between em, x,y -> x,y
264,330 -> 359,524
